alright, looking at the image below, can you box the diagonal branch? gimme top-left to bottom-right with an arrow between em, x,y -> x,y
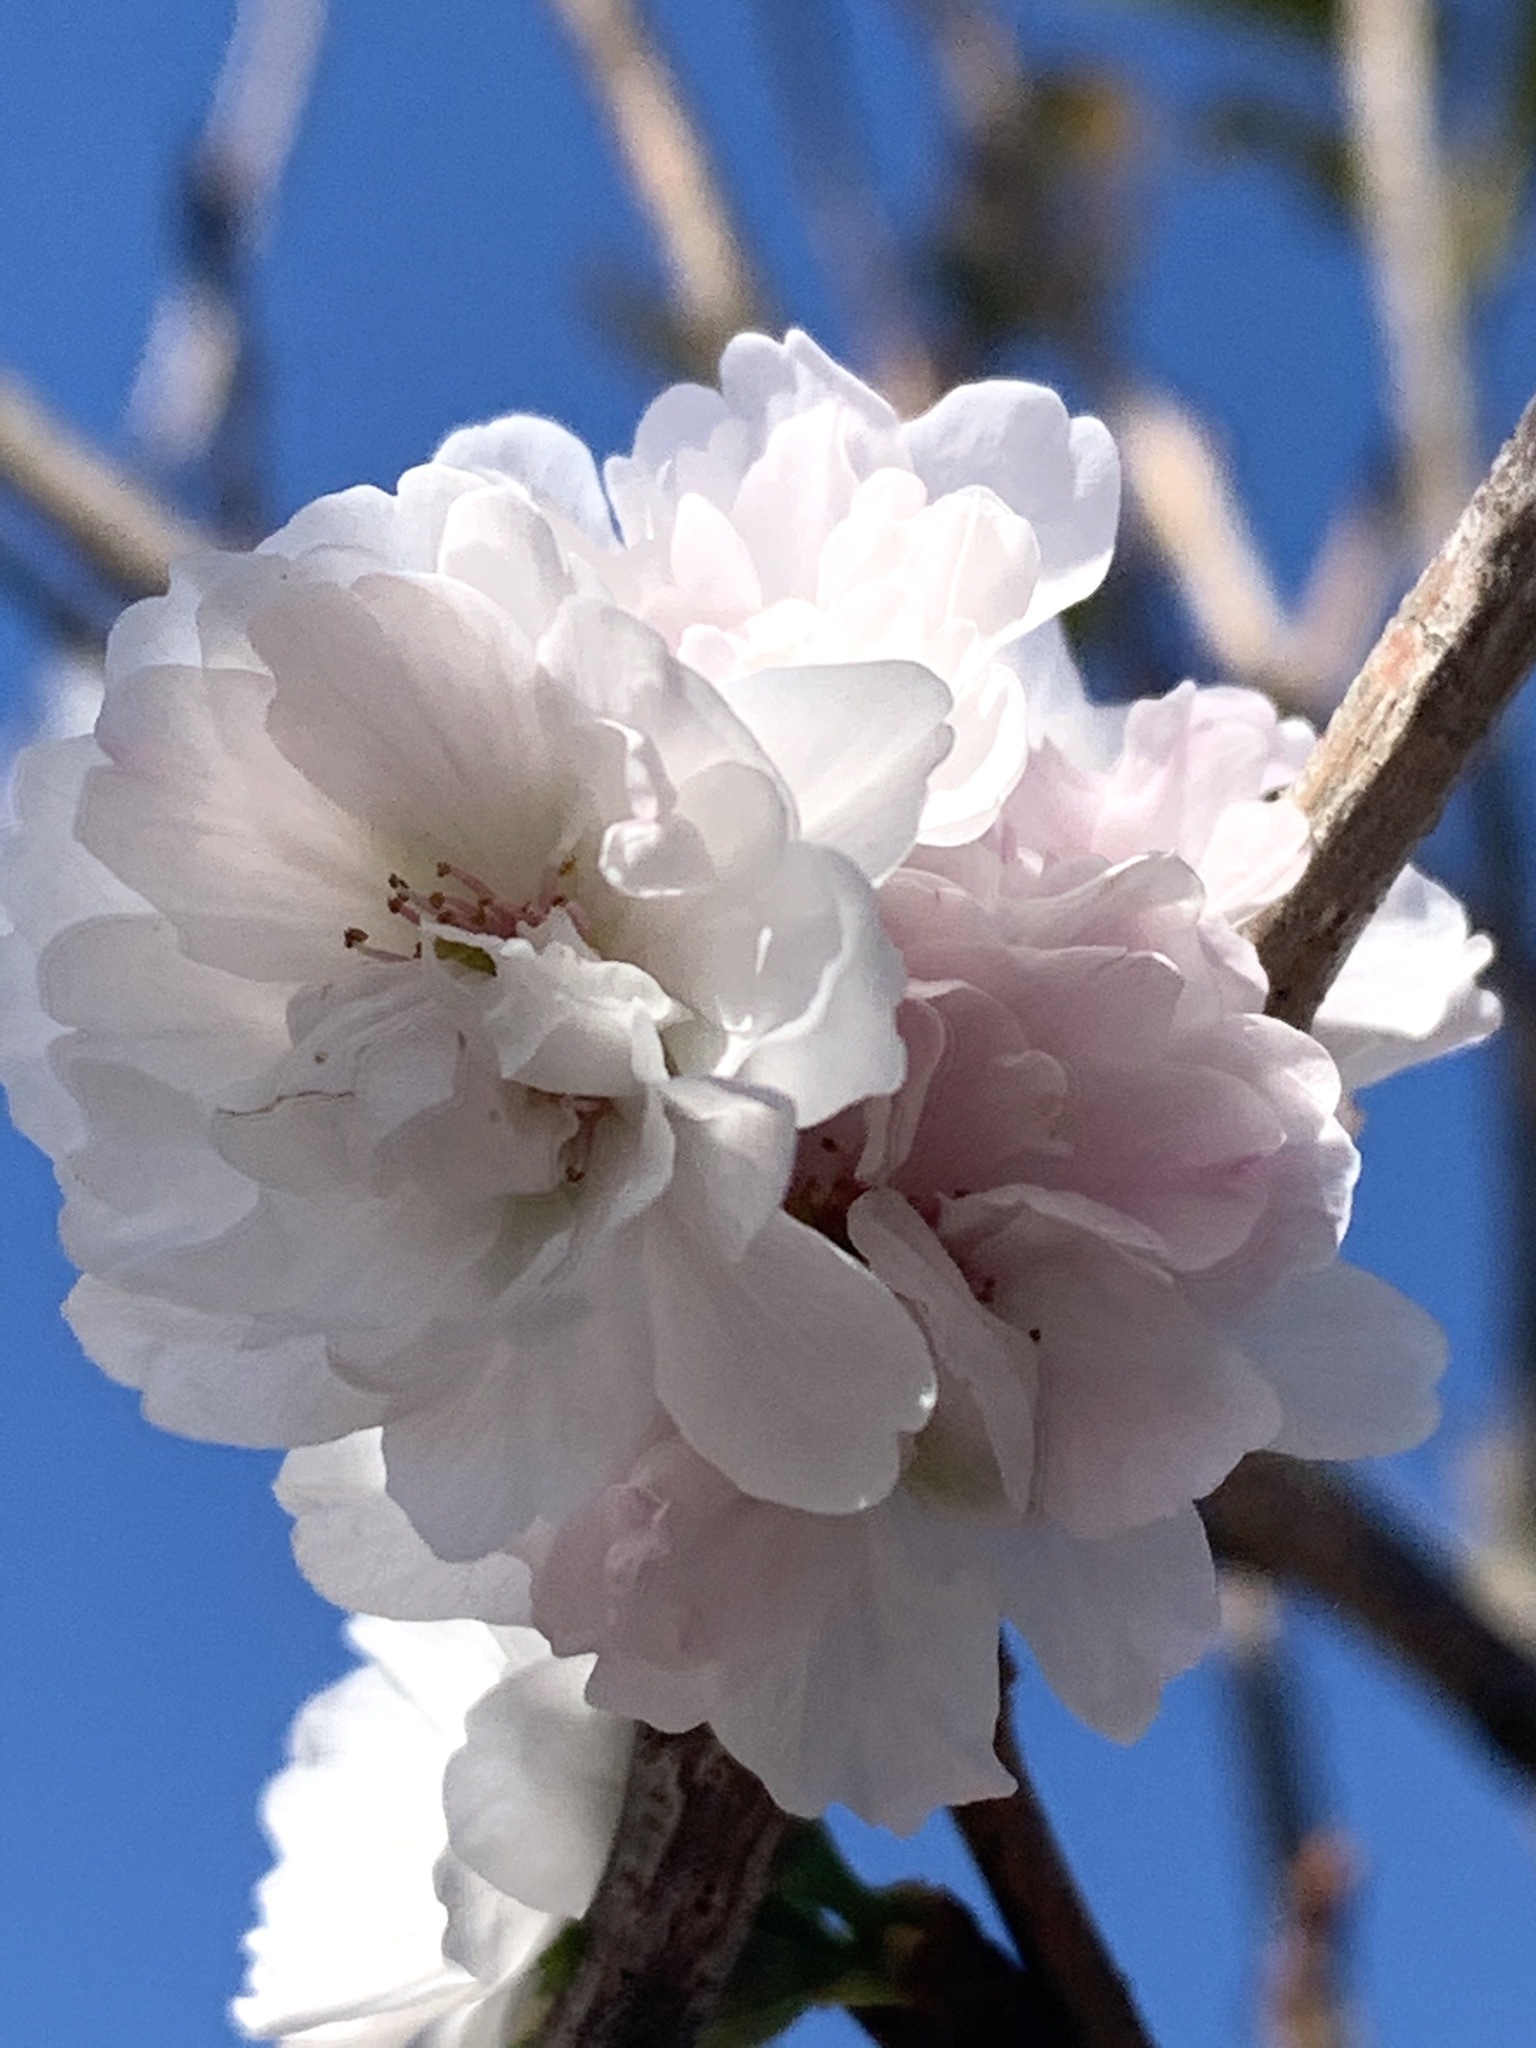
545,0 -> 765,357
951,1644 -> 1156,2048
1203,1455 -> 1536,1785
1337,0 -> 1477,556
1248,393 -> 1536,1031
0,373 -> 207,599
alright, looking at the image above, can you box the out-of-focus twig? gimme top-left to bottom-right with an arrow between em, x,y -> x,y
1264,1831 -> 1358,2048
951,1644 -> 1155,2048
1116,392 -> 1393,714
1223,1578 -> 1357,2048
1116,394 -> 1288,681
535,1724 -> 788,2047
751,0 -> 939,410
0,374 -> 207,599
1204,1455 -> 1536,1784
1338,0 -> 1477,559
1249,393 -> 1536,1030
546,0 -> 765,358
129,0 -> 326,538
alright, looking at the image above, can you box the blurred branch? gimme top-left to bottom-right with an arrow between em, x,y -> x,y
0,373 -> 206,599
751,0 -> 939,409
537,1724 -> 788,2047
951,1643 -> 1156,2048
1223,1578 -> 1357,2048
1116,392 -> 1394,714
1249,392 -> 1536,1030
130,0 -> 326,540
1116,394 -> 1288,681
1204,1455 -> 1536,1784
547,0 -> 766,359
1337,0 -> 1477,555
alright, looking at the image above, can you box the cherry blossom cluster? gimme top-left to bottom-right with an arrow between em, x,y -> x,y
0,332 -> 1497,2037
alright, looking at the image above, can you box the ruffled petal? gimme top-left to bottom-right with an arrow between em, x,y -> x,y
1236,1262 -> 1446,1458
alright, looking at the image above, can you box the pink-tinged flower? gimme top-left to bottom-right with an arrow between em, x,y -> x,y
437,327 -> 1118,847
511,833 -> 1446,1823
233,1614 -> 630,2047
1010,680 -> 1500,1086
0,435 -> 952,1536
282,823 -> 1447,1829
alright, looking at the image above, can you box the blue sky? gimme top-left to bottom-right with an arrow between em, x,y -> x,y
1,4 -> 1534,2044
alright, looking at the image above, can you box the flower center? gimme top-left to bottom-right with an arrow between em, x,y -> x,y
343,859 -> 581,966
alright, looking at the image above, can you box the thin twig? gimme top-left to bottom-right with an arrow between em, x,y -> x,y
750,0 -> 939,411
1248,394 -> 1536,1031
546,0 -> 764,356
535,1724 -> 789,2047
951,1644 -> 1155,2048
1222,1577 -> 1357,2048
1337,0 -> 1477,556
1203,1455 -> 1536,1784
0,374 -> 207,599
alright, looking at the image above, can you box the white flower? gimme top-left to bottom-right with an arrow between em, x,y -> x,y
283,819 -> 1448,1830
234,1614 -> 630,2048
0,437 -> 954,1534
1007,680 -> 1500,1087
438,327 -> 1118,847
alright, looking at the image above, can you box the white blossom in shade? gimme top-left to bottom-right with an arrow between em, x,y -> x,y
437,327 -> 1119,847
510,839 -> 1446,1823
233,1614 -> 630,2048
0,439 -> 954,1537
283,812 -> 1448,1828
1006,679 -> 1500,1088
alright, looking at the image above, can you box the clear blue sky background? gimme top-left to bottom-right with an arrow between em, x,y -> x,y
1,3 -> 1534,2044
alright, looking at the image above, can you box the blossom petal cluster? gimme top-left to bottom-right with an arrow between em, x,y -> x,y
233,1614 -> 629,2046
0,331 -> 1497,1836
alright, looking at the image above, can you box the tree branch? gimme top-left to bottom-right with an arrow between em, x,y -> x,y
1337,0 -> 1476,556
1248,393 -> 1536,1030
1203,1455 -> 1536,1785
950,1644 -> 1156,2048
545,0 -> 765,357
535,1724 -> 789,2047
0,373 -> 206,599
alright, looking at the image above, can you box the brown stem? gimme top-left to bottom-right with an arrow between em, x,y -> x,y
0,373 -> 207,599
534,1724 -> 789,2047
545,0 -> 764,355
1249,394 -> 1536,1032
1203,1454 -> 1536,1784
950,1645 -> 1156,2048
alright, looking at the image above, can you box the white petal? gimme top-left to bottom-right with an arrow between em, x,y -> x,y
1236,1262 -> 1446,1458
444,1655 -> 632,1918
729,844 -> 908,1126
713,660 -> 953,881
905,383 -> 1119,628
1001,1508 -> 1219,1740
434,415 -> 616,545
649,1205 -> 936,1514
253,572 -> 562,891
849,1189 -> 1037,1509
1001,1233 -> 1282,1537
234,1617 -> 503,2042
84,655 -> 376,983
706,1495 -> 1012,1830
278,1432 -> 534,1622
1315,865 -> 1500,1090
66,1277 -> 381,1447
379,1276 -> 662,1559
